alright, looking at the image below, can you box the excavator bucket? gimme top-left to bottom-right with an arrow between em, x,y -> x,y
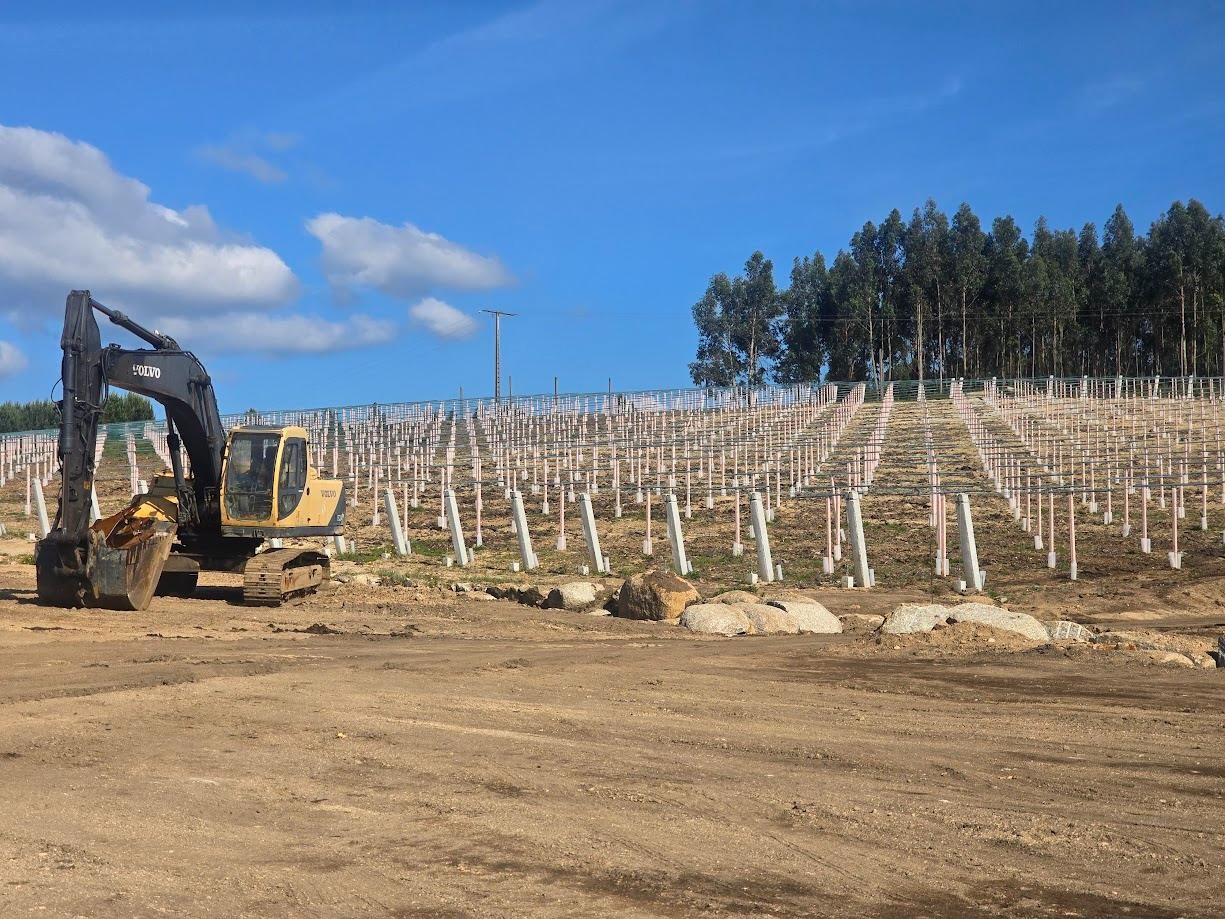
85,519 -> 176,611
36,509 -> 177,612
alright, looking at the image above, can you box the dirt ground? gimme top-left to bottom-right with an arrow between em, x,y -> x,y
0,549 -> 1221,918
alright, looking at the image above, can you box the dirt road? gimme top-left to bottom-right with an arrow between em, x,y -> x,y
0,564 -> 1221,917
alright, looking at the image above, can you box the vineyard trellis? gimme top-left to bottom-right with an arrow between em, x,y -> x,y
3,376 -> 1225,591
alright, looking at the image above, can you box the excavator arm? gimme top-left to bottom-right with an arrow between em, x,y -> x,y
36,290 -> 228,608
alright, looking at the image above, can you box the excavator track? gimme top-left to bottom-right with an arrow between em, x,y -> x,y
242,548 -> 330,606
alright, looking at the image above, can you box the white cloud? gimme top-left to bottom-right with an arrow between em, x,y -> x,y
0,124 -> 298,316
153,311 -> 396,355
196,145 -> 287,183
0,340 -> 27,377
195,130 -> 302,183
306,212 -> 513,300
409,297 -> 478,340
260,131 -> 301,153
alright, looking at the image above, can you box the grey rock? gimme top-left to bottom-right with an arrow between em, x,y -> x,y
739,603 -> 800,635
1046,620 -> 1094,642
945,604 -> 1049,642
544,581 -> 600,610
711,590 -> 761,605
680,604 -> 754,637
767,599 -> 843,634
882,603 -> 950,635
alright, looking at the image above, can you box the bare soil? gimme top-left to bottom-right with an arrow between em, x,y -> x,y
2,398 -> 1223,915
0,553 -> 1221,918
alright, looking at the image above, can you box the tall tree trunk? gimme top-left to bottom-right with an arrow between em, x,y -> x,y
1179,284 -> 1187,378
936,279 -> 944,385
1191,281 -> 1199,377
960,287 -> 968,378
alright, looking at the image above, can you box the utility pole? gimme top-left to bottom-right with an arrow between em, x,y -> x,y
481,309 -> 516,403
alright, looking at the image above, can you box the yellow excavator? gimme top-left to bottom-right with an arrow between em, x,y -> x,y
35,291 -> 347,610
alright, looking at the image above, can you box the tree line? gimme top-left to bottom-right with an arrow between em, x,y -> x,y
690,199 -> 1225,386
0,392 -> 154,434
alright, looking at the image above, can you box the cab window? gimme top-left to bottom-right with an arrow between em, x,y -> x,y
224,433 -> 280,520
278,438 -> 308,518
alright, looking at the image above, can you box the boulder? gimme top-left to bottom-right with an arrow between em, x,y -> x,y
487,583 -> 547,606
739,603 -> 800,635
680,604 -> 754,637
945,604 -> 1049,642
767,599 -> 843,634
1045,619 -> 1094,643
1144,650 -> 1195,668
349,573 -> 381,587
615,570 -> 699,621
544,581 -> 600,610
881,603 -> 949,635
1188,652 -> 1218,669
516,585 -> 548,607
711,590 -> 761,605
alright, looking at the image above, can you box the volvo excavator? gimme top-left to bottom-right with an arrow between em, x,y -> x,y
35,290 -> 347,611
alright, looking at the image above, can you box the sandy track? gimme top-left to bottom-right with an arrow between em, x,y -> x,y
0,563 -> 1221,917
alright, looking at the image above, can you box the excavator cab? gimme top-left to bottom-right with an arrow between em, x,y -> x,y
219,425 -> 346,536
223,429 -> 280,520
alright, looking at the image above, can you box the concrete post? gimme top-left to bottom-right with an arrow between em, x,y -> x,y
445,489 -> 469,566
32,478 -> 50,538
664,492 -> 690,576
578,493 -> 605,574
749,491 -> 774,583
384,486 -> 409,556
333,533 -> 346,555
955,493 -> 983,592
511,489 -> 538,570
89,488 -> 102,524
845,489 -> 871,588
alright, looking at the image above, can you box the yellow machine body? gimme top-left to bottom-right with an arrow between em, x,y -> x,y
218,425 -> 347,537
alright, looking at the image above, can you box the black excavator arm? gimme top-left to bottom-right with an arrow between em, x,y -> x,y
37,290 -> 229,605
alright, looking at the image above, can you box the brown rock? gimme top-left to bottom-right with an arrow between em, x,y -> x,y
615,570 -> 699,621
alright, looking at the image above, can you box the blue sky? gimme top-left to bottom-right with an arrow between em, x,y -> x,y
0,1 -> 1222,413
